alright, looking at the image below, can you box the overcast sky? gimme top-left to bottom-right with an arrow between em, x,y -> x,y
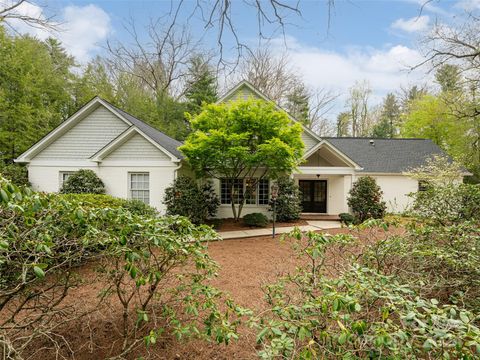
5,0 -> 479,119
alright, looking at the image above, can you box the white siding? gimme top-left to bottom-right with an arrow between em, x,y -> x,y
301,131 -> 319,153
27,164 -> 177,213
33,106 -> 129,160
104,133 -> 170,161
369,175 -> 417,213
223,85 -> 261,102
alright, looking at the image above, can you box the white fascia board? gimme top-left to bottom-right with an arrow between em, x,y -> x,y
90,126 -> 180,163
303,140 -> 362,170
15,97 -> 133,163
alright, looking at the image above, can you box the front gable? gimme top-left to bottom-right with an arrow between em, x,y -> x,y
218,80 -> 323,155
302,141 -> 361,169
32,106 -> 129,161
304,145 -> 353,167
102,133 -> 172,161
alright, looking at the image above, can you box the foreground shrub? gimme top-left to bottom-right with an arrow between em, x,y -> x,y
253,226 -> 480,359
410,183 -> 480,224
0,163 -> 29,186
243,212 -> 269,227
60,193 -> 158,217
269,177 -> 302,222
347,176 -> 386,222
163,176 -> 219,224
339,212 -> 356,225
0,177 -> 244,358
364,220 -> 480,311
60,169 -> 105,194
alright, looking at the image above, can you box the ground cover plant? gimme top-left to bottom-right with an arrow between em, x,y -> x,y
0,177 -> 245,359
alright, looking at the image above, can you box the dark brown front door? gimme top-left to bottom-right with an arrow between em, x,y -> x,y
299,180 -> 327,213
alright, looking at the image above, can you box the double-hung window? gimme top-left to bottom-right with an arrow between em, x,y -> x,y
129,173 -> 150,204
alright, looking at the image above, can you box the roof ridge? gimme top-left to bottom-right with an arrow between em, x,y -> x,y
324,137 -> 430,140
99,97 -> 183,145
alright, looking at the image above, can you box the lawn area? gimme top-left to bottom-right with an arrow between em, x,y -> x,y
21,226 -> 392,360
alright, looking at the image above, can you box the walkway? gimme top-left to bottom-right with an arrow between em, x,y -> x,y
217,220 -> 342,240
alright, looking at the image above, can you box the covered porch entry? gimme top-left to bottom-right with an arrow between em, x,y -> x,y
294,139 -> 361,215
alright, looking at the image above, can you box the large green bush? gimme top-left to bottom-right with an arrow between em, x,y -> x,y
0,177 -> 243,358
163,176 -> 219,224
59,193 -> 158,217
254,225 -> 480,359
60,169 -> 105,194
347,176 -> 386,222
0,162 -> 29,186
243,212 -> 269,227
268,177 -> 302,222
410,183 -> 480,224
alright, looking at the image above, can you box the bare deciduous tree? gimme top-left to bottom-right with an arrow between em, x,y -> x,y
0,0 -> 58,32
417,13 -> 480,86
236,47 -> 301,107
346,80 -> 372,137
106,18 -> 202,99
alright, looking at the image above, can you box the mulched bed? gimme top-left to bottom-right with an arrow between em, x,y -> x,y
15,226 -> 402,360
207,217 -> 309,231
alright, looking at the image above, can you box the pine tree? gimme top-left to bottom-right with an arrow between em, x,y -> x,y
286,84 -> 310,126
184,56 -> 218,115
371,93 -> 400,138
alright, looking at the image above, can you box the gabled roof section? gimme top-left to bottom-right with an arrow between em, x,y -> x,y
105,101 -> 183,159
303,140 -> 362,169
217,80 -> 323,145
15,97 -> 183,162
324,137 -> 453,174
90,127 -> 180,162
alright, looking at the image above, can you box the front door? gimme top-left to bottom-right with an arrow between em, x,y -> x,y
299,180 -> 327,213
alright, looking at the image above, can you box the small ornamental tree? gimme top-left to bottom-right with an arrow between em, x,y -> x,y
347,176 -> 386,222
180,99 -> 304,220
269,177 -> 302,221
60,169 -> 105,194
163,176 -> 219,224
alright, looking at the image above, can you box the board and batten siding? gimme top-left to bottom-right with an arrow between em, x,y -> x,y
103,133 -> 171,161
33,106 -> 129,160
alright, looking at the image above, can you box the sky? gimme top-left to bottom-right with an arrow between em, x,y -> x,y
4,0 -> 480,119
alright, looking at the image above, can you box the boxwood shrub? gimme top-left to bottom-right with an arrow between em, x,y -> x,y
243,212 -> 269,227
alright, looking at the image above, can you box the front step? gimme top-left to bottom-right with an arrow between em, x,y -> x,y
300,213 -> 340,221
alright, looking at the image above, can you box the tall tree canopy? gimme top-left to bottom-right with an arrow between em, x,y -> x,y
0,28 -> 76,162
180,99 -> 304,220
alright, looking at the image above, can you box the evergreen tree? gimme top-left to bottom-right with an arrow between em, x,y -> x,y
184,56 -> 218,115
435,64 -> 462,93
371,93 -> 400,138
0,28 -> 76,162
286,84 -> 310,126
336,112 -> 350,137
73,57 -> 116,106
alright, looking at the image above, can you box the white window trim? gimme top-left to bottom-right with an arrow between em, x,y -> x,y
220,178 -> 269,206
128,172 -> 150,204
59,171 -> 75,188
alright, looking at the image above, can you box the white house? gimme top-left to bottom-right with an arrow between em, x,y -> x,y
15,81 -> 449,217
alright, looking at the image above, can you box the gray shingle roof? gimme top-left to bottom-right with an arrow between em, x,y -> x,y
324,137 -> 447,173
107,102 -> 184,159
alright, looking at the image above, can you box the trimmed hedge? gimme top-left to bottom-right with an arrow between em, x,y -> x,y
59,193 -> 158,217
